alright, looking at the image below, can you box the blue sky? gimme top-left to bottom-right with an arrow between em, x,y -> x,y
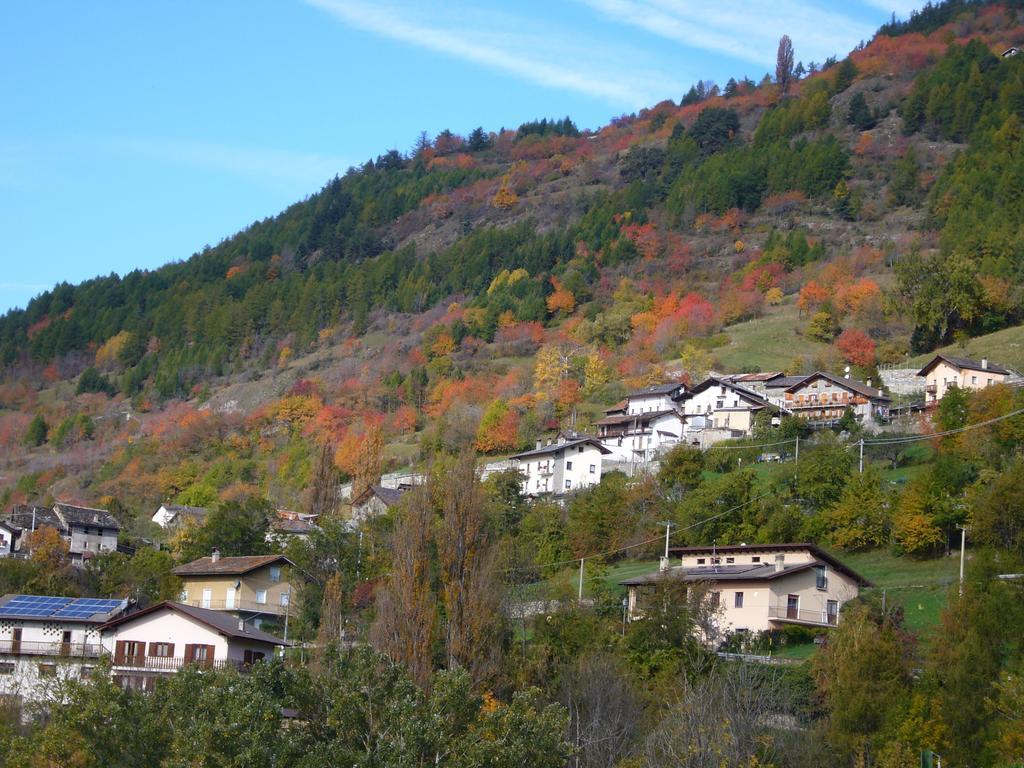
0,0 -> 921,315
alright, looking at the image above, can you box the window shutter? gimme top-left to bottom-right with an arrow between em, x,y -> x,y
204,644 -> 215,668
134,642 -> 146,662
184,643 -> 195,663
166,643 -> 175,658
114,640 -> 126,665
148,642 -> 160,656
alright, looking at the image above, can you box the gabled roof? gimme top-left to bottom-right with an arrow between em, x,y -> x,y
916,353 -> 1010,377
270,517 -> 317,535
6,505 -> 63,532
54,502 -> 120,530
173,553 -> 292,577
98,601 -> 289,646
351,484 -> 407,508
628,382 -> 686,398
603,399 -> 629,415
765,374 -> 812,389
157,503 -> 209,518
666,542 -> 872,586
683,377 -> 776,408
785,372 -> 890,402
594,409 -> 682,427
724,372 -> 785,384
511,437 -> 611,460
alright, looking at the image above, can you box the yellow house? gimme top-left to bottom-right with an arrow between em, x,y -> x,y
173,552 -> 295,629
621,543 -> 871,641
916,354 -> 1010,404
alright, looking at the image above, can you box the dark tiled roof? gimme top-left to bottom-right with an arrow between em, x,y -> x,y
765,375 -> 812,389
351,484 -> 407,508
666,542 -> 872,585
173,554 -> 291,577
54,502 -> 120,530
916,354 -> 1010,377
98,601 -> 288,646
620,562 -> 819,585
785,372 -> 890,401
603,399 -> 629,415
628,382 -> 685,397
510,437 -> 612,460
594,409 -> 680,427
6,505 -> 62,532
270,517 -> 317,535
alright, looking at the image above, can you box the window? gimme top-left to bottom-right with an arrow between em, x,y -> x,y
280,591 -> 290,607
751,556 -> 760,563
577,446 -> 584,453
80,666 -> 94,680
564,480 -> 571,489
243,649 -> 266,667
815,566 -> 828,590
696,558 -> 706,565
971,376 -> 977,385
0,663 -> 14,675
988,378 -> 993,386
269,566 -> 282,583
187,645 -> 212,663
179,589 -> 188,602
255,590 -> 268,605
589,464 -> 596,473
734,591 -> 744,608
725,557 -> 735,564
38,663 -> 56,678
827,600 -> 839,625
566,461 -> 573,471
710,591 -> 721,607
149,642 -> 174,658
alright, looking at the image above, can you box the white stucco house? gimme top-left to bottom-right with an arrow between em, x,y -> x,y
510,437 -> 610,496
98,601 -> 289,691
0,594 -> 129,712
620,543 -> 870,641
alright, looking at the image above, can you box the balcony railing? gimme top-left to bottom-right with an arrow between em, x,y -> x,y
768,606 -> 838,626
0,640 -> 104,658
110,655 -> 243,672
184,598 -> 287,615
924,384 -> 937,394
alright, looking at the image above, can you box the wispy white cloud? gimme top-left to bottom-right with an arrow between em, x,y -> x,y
306,0 -> 685,108
113,138 -> 350,189
579,0 -> 877,70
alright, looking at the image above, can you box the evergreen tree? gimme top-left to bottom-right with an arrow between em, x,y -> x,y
24,413 -> 48,447
847,92 -> 875,130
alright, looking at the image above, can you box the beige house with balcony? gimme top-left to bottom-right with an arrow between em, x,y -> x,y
620,543 -> 870,641
172,552 -> 295,629
783,372 -> 890,426
916,354 -> 1010,404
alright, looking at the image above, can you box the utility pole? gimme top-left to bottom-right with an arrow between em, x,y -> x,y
957,524 -> 967,598
859,439 -> 864,473
658,521 -> 674,561
794,436 -> 799,463
578,558 -> 585,604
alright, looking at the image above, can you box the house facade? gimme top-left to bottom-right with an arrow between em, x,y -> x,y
5,503 -> 120,563
595,410 -> 686,463
677,377 -> 778,445
151,504 -> 208,529
783,372 -> 890,426
621,543 -> 869,639
510,437 -> 610,496
916,354 -> 1010,404
350,485 -> 407,524
98,601 -> 287,691
622,382 -> 687,414
0,594 -> 128,711
0,521 -> 18,556
172,553 -> 295,628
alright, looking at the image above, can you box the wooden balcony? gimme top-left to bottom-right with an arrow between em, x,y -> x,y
185,598 -> 288,616
110,654 -> 244,672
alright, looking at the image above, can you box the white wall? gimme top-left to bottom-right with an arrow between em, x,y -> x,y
101,611 -> 230,661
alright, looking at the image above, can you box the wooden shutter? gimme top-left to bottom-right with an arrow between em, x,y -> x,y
184,643 -> 195,663
202,644 -> 215,668
114,640 -> 126,665
133,641 -> 146,663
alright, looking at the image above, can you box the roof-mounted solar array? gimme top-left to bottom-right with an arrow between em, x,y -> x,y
0,594 -> 126,621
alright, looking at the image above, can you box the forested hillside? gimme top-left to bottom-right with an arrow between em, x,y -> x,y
4,2 -> 1024,766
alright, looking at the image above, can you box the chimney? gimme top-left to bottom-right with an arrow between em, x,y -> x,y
536,439 -> 542,450
238,618 -> 245,632
774,554 -> 785,573
866,379 -> 872,388
211,549 -> 220,563
982,358 -> 989,370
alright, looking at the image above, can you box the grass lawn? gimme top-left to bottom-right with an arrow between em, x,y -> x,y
713,302 -> 831,373
827,548 -> 958,639
905,322 -> 1024,372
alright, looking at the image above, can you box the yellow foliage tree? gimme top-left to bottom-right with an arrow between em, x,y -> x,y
582,352 -> 609,396
335,421 -> 385,501
765,287 -> 784,305
533,344 -> 570,397
492,174 -> 518,209
95,330 -> 131,369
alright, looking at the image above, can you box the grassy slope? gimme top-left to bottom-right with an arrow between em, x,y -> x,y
906,323 -> 1024,372
712,301 -> 831,373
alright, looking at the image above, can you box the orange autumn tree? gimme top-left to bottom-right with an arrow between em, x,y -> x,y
797,279 -> 830,316
335,419 -> 385,500
546,277 -> 576,315
835,328 -> 877,367
474,399 -> 521,453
